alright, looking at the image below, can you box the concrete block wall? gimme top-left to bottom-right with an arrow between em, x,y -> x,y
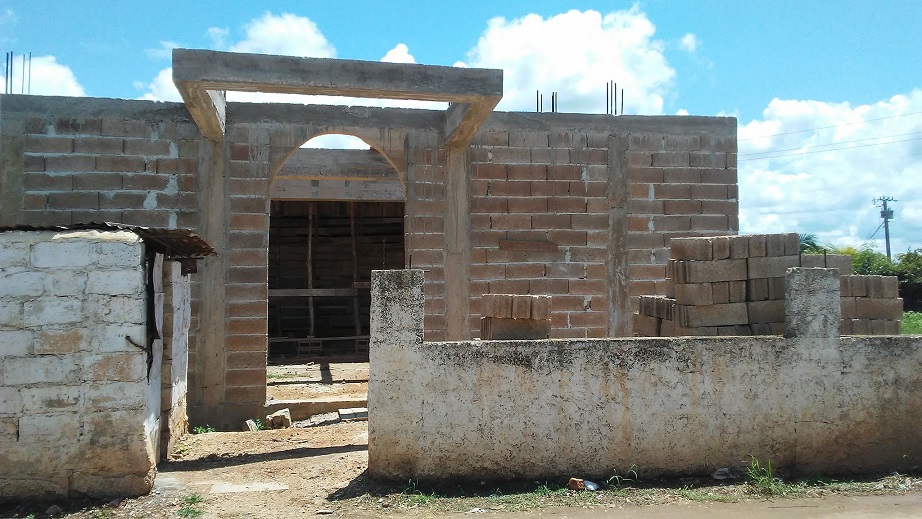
632,234 -> 902,336
0,230 -> 159,499
4,98 -> 200,229
469,115 -> 738,339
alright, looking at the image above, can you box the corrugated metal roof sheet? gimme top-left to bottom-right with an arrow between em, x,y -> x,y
0,222 -> 216,259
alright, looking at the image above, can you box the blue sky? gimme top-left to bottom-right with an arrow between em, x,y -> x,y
2,1 -> 920,253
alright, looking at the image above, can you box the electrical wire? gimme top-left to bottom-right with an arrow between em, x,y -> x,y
739,111 -> 922,141
738,137 -> 922,162
740,131 -> 922,157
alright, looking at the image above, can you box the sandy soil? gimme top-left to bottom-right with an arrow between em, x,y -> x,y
5,421 -> 921,518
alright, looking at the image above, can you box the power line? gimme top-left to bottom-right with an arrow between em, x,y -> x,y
739,111 -> 922,141
740,131 -> 922,157
738,137 -> 922,162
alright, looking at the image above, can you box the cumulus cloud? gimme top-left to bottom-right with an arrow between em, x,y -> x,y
738,90 -> 922,253
207,27 -> 229,49
381,43 -> 415,64
679,33 -> 698,53
228,12 -> 335,58
137,67 -> 181,102
146,40 -> 180,60
457,8 -> 675,114
6,55 -> 85,96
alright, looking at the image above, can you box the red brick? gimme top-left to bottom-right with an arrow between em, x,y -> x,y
122,173 -> 169,191
571,213 -> 608,229
529,278 -> 569,294
55,117 -> 102,135
73,173 -> 123,191
653,215 -> 691,231
568,279 -> 605,295
491,147 -> 530,164
629,199 -> 664,215
547,230 -> 587,246
225,369 -> 265,386
44,155 -> 95,172
630,167 -> 663,183
530,180 -> 570,196
47,191 -> 98,210
490,214 -> 530,230
664,199 -> 702,215
548,197 -> 586,213
507,164 -> 547,180
230,213 -> 268,230
701,169 -> 737,184
627,152 -> 652,168
691,184 -> 728,200
96,155 -> 147,172
25,135 -> 73,153
73,136 -> 123,154
532,214 -> 571,230
663,168 -> 702,183
653,183 -> 692,200
568,181 -> 607,197
692,214 -> 729,230
120,209 -> 172,227
471,263 -> 506,279
488,279 -> 529,294
499,239 -> 556,252
546,165 -> 582,181
508,197 -> 548,213
652,152 -> 688,167
124,138 -> 172,156
23,173 -> 72,191
472,163 -> 507,180
489,180 -> 531,197
628,216 -> 652,232
229,249 -> 268,266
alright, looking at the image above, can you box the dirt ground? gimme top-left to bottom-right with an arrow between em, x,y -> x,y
266,362 -> 369,401
5,420 -> 921,519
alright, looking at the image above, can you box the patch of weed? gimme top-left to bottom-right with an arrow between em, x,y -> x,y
607,463 -> 639,487
902,311 -> 922,334
191,425 -> 215,434
747,455 -> 787,495
178,493 -> 205,518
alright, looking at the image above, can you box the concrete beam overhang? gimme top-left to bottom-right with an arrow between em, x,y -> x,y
172,48 -> 502,145
278,149 -> 396,181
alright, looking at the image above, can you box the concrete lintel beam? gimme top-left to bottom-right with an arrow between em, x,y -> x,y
278,149 -> 397,181
445,97 -> 501,147
174,78 -> 226,141
173,48 -> 502,144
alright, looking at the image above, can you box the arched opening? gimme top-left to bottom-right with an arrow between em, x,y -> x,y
266,133 -> 406,380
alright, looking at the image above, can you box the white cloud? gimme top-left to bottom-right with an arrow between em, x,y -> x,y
146,40 -> 180,60
6,55 -> 85,96
381,43 -> 415,64
738,90 -> 922,253
303,134 -> 369,149
228,12 -> 335,58
138,67 -> 181,102
457,8 -> 675,114
206,27 -> 229,49
0,8 -> 16,45
679,33 -> 698,53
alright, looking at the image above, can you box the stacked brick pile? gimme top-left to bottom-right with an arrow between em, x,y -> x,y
632,233 -> 903,336
480,294 -> 551,340
840,275 -> 902,334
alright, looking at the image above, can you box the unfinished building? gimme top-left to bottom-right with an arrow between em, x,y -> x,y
0,48 -> 739,429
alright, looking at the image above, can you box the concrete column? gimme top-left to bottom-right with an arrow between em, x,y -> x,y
444,146 -> 471,340
0,114 -> 24,227
368,269 -> 424,478
190,139 -> 227,426
606,135 -> 630,336
785,267 -> 840,338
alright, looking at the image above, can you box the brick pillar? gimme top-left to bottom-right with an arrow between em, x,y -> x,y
785,267 -> 840,338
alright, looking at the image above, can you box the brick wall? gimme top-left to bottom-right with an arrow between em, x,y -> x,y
468,115 -> 738,338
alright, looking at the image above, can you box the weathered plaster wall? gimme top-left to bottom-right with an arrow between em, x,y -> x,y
0,230 -> 160,499
160,260 -> 191,458
369,269 -> 922,481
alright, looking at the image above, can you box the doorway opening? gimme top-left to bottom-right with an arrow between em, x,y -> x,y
267,200 -> 405,362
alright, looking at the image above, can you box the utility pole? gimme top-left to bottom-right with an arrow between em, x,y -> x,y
873,196 -> 897,261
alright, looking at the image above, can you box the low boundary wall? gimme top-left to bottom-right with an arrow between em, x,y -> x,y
369,269 -> 922,481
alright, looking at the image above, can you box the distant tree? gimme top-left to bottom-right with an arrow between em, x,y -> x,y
799,233 -> 825,254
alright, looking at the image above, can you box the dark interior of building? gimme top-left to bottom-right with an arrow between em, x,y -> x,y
268,200 -> 405,359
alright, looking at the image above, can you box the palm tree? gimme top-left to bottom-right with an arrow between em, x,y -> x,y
799,233 -> 823,254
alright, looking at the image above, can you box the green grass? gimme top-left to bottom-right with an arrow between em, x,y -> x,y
747,456 -> 786,495
902,311 -> 922,334
178,493 -> 205,518
191,424 -> 215,434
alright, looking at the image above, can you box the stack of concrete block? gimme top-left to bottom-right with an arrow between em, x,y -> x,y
840,275 -> 903,334
480,294 -> 551,340
632,232 -> 904,337
632,296 -> 675,337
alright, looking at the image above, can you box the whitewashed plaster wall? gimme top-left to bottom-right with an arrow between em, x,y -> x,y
0,230 -> 160,500
369,269 -> 922,481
